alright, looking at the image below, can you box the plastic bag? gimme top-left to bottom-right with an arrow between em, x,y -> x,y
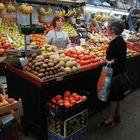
97,63 -> 113,102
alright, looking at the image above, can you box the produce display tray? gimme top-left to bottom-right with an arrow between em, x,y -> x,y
47,90 -> 89,120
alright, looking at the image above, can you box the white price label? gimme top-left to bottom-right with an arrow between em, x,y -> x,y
2,114 -> 14,125
56,76 -> 63,81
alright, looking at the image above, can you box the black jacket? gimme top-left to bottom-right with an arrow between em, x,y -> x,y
106,36 -> 127,76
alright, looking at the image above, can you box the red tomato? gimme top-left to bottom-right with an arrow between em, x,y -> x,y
70,99 -> 77,106
74,95 -> 80,101
82,96 -> 87,101
51,98 -> 56,103
64,101 -> 71,108
64,91 -> 71,97
72,93 -> 78,98
57,99 -> 63,104
55,95 -> 62,101
63,97 -> 70,100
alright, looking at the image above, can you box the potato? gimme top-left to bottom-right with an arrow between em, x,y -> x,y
31,53 -> 37,59
39,69 -> 45,73
28,57 -> 32,62
42,64 -> 47,69
27,67 -> 31,72
48,62 -> 54,67
34,62 -> 41,67
35,67 -> 40,71
31,65 -> 35,70
45,72 -> 49,75
37,73 -> 44,78
28,63 -> 32,67
49,71 -> 53,75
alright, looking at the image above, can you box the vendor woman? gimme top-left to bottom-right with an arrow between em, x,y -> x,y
45,16 -> 70,48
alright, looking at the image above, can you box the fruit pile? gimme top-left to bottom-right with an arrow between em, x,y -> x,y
39,23 -> 54,34
6,2 -> 16,13
62,22 -> 77,37
0,23 -> 25,51
30,34 -> 45,46
49,91 -> 87,108
0,94 -> 17,107
127,49 -> 138,57
127,42 -> 140,53
23,53 -> 66,81
40,44 -> 58,56
55,8 -> 77,17
0,34 -> 15,53
64,49 -> 104,70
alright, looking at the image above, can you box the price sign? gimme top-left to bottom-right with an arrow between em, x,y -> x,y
2,114 -> 14,125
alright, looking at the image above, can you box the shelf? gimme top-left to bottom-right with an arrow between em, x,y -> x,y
16,0 -> 86,7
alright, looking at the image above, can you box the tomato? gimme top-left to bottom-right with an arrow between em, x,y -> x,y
72,93 -> 78,98
63,97 -> 70,100
82,96 -> 87,101
64,91 -> 71,97
57,99 -> 63,104
55,95 -> 62,101
64,100 -> 71,108
74,95 -> 80,101
70,99 -> 77,106
51,98 -> 56,103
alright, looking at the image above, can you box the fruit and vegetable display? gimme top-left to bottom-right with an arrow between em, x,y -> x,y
127,42 -> 140,53
0,23 -> 25,51
24,47 -> 81,80
0,93 -> 17,107
49,91 -> 87,108
62,22 -> 77,37
64,49 -> 105,70
30,34 -> 45,46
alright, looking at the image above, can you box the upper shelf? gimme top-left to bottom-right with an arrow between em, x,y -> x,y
16,0 -> 86,7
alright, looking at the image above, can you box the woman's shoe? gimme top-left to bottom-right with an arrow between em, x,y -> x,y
98,120 -> 115,127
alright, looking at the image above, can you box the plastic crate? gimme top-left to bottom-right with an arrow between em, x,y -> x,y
48,126 -> 87,140
48,109 -> 88,138
47,90 -> 89,120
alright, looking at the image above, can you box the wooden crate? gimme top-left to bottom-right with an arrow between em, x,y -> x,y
0,99 -> 23,125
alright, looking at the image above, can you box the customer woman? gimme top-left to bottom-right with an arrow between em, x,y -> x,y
45,16 -> 70,48
99,19 -> 127,127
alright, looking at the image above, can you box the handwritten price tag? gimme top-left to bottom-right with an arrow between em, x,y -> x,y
2,114 -> 14,125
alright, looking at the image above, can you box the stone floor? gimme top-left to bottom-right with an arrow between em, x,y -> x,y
20,88 -> 140,140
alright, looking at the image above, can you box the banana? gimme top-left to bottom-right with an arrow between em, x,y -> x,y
62,9 -> 66,16
7,3 -> 16,13
39,7 -> 46,16
19,4 -> 33,15
46,7 -> 52,15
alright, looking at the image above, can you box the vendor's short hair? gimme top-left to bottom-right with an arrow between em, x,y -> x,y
108,20 -> 125,35
52,16 -> 64,27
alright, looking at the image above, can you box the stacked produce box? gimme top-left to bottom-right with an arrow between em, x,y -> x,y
47,90 -> 88,140
0,94 -> 23,140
